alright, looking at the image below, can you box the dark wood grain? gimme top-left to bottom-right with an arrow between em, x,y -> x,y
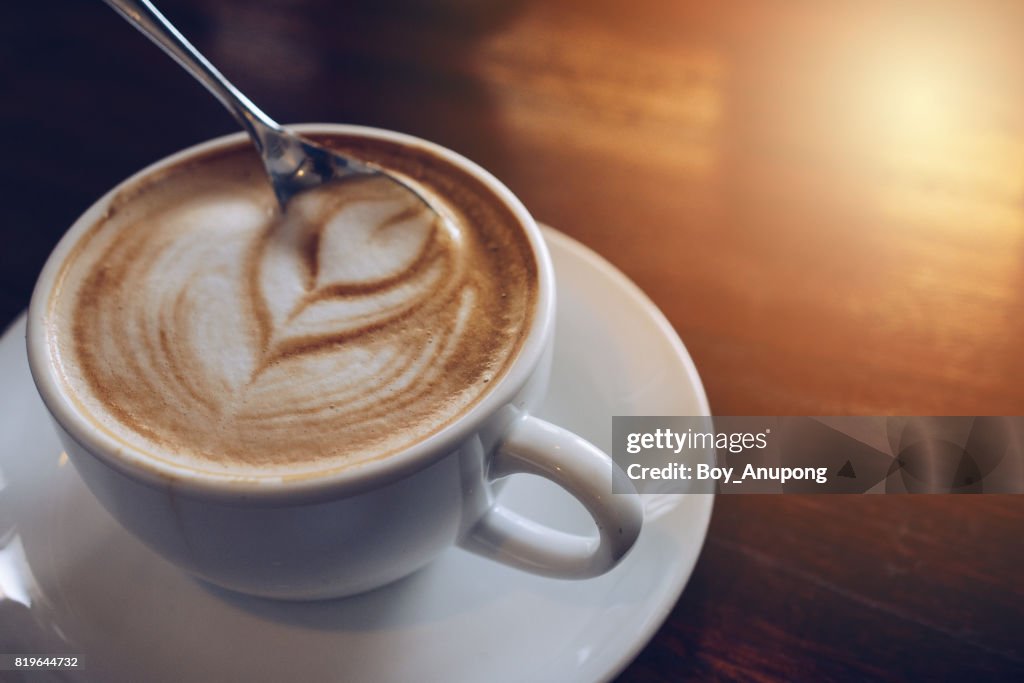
3,1 -> 1023,680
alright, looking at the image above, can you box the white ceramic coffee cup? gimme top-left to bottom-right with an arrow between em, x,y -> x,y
26,124 -> 643,600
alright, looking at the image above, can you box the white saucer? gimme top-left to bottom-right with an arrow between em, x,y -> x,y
0,226 -> 711,683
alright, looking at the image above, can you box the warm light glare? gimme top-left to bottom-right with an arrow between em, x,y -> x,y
854,46 -> 1024,230
871,62 -> 960,148
860,53 -> 971,168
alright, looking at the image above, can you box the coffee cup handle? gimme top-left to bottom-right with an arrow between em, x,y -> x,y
459,415 -> 643,578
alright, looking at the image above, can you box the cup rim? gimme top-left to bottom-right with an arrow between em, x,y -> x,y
26,124 -> 555,503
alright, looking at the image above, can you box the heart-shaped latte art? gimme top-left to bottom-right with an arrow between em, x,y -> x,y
249,177 -> 460,369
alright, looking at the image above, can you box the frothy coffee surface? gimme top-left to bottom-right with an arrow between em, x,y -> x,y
49,136 -> 537,476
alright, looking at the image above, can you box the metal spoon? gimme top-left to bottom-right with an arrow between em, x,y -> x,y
103,0 -> 438,213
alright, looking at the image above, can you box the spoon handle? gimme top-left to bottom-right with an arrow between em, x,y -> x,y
102,0 -> 283,148
100,0 -> 437,212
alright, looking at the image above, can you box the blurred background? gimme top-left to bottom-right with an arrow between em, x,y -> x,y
2,0 -> 1023,679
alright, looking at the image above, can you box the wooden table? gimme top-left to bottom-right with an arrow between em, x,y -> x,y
3,1 -> 1022,679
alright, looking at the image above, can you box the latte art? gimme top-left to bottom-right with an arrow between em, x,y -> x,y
253,177 -> 464,371
49,138 -> 537,475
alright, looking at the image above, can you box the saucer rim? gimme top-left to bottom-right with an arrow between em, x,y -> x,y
540,226 -> 713,681
542,226 -> 711,418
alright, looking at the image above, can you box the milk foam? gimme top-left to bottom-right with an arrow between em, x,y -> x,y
49,139 -> 536,476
